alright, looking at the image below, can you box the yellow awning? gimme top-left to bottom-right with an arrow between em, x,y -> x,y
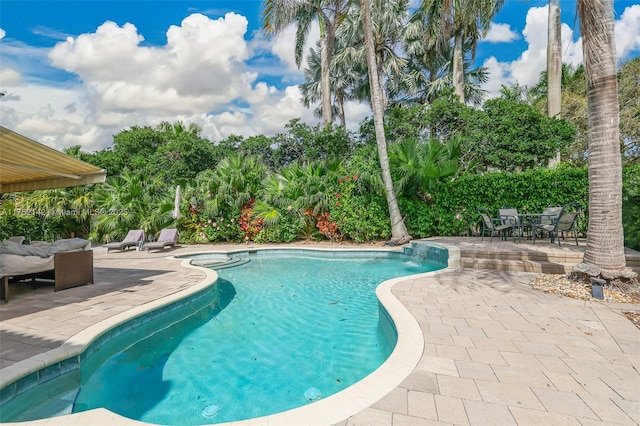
0,126 -> 107,193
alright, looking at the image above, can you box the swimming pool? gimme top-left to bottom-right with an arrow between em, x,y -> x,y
0,246 -> 449,424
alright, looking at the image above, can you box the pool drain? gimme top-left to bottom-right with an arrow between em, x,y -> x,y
202,403 -> 220,418
304,387 -> 322,401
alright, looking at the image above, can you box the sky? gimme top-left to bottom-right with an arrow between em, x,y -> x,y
0,0 -> 639,153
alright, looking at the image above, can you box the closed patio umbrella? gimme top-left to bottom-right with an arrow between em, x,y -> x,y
173,185 -> 181,219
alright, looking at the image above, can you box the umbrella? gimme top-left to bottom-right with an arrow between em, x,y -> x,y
173,185 -> 181,219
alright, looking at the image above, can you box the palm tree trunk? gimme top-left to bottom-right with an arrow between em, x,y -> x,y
360,0 -> 410,244
575,0 -> 633,280
320,33 -> 333,126
337,90 -> 346,128
547,0 -> 562,166
453,32 -> 465,103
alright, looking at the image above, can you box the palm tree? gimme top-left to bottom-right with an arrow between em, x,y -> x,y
394,40 -> 488,106
262,0 -> 352,126
360,0 -> 410,244
158,121 -> 201,136
333,0 -> 410,111
254,159 -> 341,239
415,0 -> 503,104
547,0 -> 562,166
574,0 -> 635,281
300,39 -> 362,127
92,172 -> 172,242
390,138 -> 460,198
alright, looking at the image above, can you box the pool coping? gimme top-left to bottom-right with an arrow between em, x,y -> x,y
1,242 -> 460,425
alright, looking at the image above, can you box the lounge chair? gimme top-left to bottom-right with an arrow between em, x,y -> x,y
532,206 -> 564,244
104,230 -> 145,253
143,228 -> 179,253
478,207 -> 518,242
7,236 -> 25,244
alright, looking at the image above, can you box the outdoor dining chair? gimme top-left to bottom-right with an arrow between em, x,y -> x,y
478,207 -> 518,242
532,206 -> 564,245
499,207 -> 522,242
557,202 -> 582,246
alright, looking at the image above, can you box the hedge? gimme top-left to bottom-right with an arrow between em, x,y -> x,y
400,164 -> 639,251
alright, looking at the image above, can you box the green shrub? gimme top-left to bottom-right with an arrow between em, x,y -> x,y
329,177 -> 390,242
0,208 -> 48,242
400,165 -> 590,238
622,164 -> 640,250
254,217 -> 299,243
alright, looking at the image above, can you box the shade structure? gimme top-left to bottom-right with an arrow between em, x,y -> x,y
0,126 -> 107,193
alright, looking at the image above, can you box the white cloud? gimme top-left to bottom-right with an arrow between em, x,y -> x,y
615,5 -> 640,59
481,5 -> 638,100
0,28 -> 5,40
509,6 -> 581,87
0,67 -> 21,85
48,13 -> 256,111
482,23 -> 519,43
0,12 -> 324,151
481,57 -> 514,97
269,24 -> 320,73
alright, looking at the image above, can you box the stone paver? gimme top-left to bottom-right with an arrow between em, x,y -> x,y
1,238 -> 639,426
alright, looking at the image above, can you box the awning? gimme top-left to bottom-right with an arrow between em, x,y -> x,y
0,126 -> 107,193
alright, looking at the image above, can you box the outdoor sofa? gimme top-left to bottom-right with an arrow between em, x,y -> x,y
0,238 -> 94,303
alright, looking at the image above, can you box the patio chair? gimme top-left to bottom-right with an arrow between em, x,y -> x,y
7,236 -> 25,244
143,228 -> 179,253
478,207 -> 518,242
532,206 -> 564,245
499,207 -> 522,242
557,202 -> 582,246
104,229 -> 145,253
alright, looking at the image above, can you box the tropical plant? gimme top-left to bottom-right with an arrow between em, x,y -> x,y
574,0 -> 635,282
401,23 -> 488,106
11,185 -> 95,240
328,173 -> 391,241
157,120 -> 202,136
300,38 -> 365,126
412,0 -> 503,103
262,0 -> 352,126
360,0 -> 410,244
389,137 -> 461,199
253,159 -> 342,240
618,58 -> 640,164
90,171 -> 173,243
332,0 -> 410,110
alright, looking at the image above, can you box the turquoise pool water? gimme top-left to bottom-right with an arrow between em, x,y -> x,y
1,249 -> 444,424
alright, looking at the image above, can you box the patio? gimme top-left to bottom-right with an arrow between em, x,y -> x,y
1,238 -> 639,425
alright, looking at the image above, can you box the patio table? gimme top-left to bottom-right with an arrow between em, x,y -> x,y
516,213 -> 563,243
516,214 -> 543,242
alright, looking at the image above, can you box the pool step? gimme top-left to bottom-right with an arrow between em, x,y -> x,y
211,258 -> 251,270
191,257 -> 250,270
190,256 -> 232,267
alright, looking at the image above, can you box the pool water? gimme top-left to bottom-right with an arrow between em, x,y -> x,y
2,250 -> 443,424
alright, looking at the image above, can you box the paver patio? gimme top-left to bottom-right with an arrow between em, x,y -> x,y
0,238 -> 638,425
